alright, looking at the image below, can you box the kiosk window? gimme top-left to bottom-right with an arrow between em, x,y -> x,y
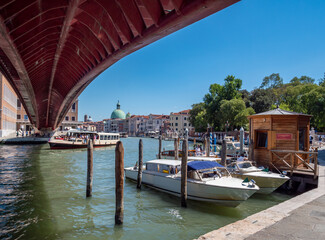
256,131 -> 268,148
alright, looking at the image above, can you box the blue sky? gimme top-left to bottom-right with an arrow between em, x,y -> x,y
78,0 -> 325,121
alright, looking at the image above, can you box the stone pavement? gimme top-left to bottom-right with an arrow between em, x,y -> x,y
246,195 -> 325,240
197,148 -> 325,240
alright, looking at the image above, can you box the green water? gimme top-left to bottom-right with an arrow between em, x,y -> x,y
0,138 -> 291,239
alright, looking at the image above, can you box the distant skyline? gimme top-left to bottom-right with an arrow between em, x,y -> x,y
78,0 -> 325,121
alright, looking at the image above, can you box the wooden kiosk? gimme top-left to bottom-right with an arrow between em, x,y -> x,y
247,108 -> 318,179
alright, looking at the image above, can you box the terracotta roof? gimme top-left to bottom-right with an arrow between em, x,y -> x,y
172,109 -> 191,115
130,115 -> 149,119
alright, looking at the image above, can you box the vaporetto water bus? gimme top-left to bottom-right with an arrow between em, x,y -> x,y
125,160 -> 259,207
48,130 -> 119,149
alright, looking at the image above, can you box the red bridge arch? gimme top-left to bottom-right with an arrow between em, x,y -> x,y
0,0 -> 239,130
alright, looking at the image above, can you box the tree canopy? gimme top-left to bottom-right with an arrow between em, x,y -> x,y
189,73 -> 325,132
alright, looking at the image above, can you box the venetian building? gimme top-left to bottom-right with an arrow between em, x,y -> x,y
105,101 -> 126,132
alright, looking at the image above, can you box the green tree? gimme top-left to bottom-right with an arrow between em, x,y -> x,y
239,89 -> 251,108
203,75 -> 242,129
219,99 -> 255,130
301,86 -> 325,130
271,103 -> 292,111
249,88 -> 274,113
283,83 -> 318,113
290,76 -> 315,86
189,103 -> 208,132
260,73 -> 283,89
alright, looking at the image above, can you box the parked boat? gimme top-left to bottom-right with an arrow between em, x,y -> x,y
125,160 -> 259,207
120,132 -> 128,138
49,130 -> 119,149
227,161 -> 289,194
225,141 -> 249,157
158,149 -> 197,159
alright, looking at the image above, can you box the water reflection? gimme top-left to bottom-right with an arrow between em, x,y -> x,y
0,145 -> 57,239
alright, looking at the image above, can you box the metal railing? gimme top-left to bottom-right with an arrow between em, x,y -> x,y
271,150 -> 318,179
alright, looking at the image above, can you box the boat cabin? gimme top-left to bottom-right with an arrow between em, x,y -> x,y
144,160 -> 229,179
145,160 -> 181,174
161,150 -> 196,158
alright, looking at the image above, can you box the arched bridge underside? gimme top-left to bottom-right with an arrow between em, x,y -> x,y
0,0 -> 239,130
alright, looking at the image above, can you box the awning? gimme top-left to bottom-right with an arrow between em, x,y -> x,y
187,161 -> 224,171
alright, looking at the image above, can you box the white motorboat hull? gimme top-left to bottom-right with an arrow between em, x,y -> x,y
125,167 -> 258,207
231,172 -> 289,194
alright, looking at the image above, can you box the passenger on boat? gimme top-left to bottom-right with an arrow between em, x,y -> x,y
237,154 -> 245,162
195,146 -> 202,156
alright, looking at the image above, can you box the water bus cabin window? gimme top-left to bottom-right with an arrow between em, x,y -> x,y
256,131 -> 268,148
100,135 -> 103,140
104,135 -> 108,140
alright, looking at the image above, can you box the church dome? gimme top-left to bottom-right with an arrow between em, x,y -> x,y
111,101 -> 126,119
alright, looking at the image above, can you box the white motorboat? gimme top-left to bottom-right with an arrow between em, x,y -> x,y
225,141 -> 249,157
125,160 -> 259,207
227,161 -> 290,194
158,149 -> 197,159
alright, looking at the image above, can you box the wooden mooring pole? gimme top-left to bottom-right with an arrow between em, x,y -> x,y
86,139 -> 93,197
221,139 -> 227,166
137,139 -> 143,189
181,139 -> 188,207
207,135 -> 210,157
174,138 -> 179,160
158,136 -> 162,159
115,141 -> 124,225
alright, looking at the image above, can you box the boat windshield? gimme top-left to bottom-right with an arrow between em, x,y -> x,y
234,143 -> 240,148
188,168 -> 230,180
237,162 -> 253,169
201,168 -> 229,178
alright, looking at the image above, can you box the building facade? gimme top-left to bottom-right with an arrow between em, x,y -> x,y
145,114 -> 169,136
169,110 -> 195,137
0,74 -> 17,137
58,100 -> 82,130
16,99 -> 33,132
128,115 -> 148,136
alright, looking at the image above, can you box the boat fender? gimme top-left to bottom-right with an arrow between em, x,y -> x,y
280,171 -> 287,177
249,179 -> 256,187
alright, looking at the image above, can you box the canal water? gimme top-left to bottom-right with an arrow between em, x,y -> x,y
0,138 -> 291,240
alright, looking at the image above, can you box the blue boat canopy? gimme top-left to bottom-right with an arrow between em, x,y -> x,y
187,161 -> 224,171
